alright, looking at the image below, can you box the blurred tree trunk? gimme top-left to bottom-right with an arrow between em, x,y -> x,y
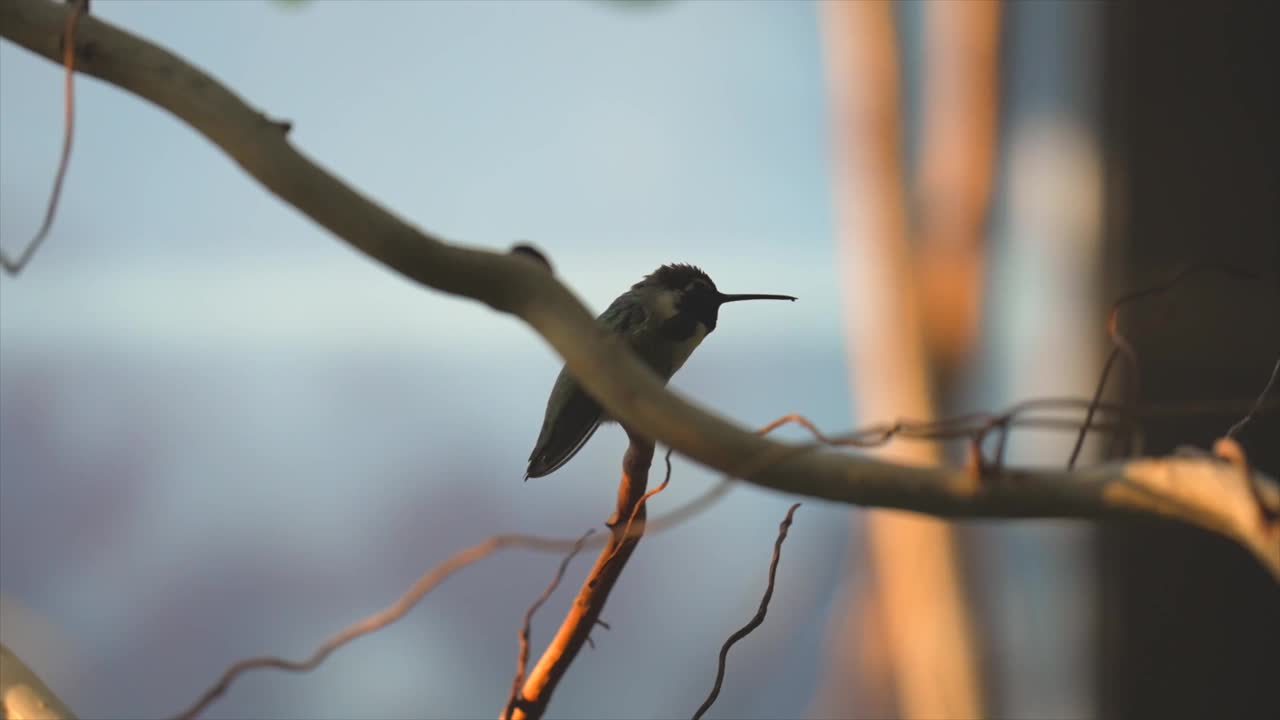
813,2 -> 996,717
1099,3 -> 1280,719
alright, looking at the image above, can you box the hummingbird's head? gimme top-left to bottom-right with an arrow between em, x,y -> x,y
636,264 -> 796,333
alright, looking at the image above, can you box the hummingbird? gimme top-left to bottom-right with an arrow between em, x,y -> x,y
525,263 -> 796,479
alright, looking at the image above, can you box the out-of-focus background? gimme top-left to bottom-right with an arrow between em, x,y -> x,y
1,2 -> 1276,719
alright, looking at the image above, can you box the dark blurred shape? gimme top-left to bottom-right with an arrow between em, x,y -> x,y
1100,2 -> 1280,719
510,242 -> 553,273
588,0 -> 677,11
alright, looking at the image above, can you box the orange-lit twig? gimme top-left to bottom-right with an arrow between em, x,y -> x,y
1,0 -> 87,276
757,412 -> 836,442
595,448 -> 674,575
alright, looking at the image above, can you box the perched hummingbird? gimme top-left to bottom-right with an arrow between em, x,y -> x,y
525,264 -> 796,479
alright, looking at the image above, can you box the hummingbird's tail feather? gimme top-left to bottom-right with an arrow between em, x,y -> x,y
525,387 -> 604,479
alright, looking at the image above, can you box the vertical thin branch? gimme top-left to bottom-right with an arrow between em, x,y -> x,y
1225,356 -> 1280,441
507,429 -> 655,720
1069,345 -> 1124,469
1,0 -> 87,276
691,503 -> 801,720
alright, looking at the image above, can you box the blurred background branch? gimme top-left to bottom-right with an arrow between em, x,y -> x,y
813,1 -> 998,716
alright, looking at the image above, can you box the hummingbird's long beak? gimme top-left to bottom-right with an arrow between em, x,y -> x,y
715,292 -> 797,304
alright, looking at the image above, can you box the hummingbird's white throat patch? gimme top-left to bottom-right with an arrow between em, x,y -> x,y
652,288 -> 681,322
669,321 -> 708,375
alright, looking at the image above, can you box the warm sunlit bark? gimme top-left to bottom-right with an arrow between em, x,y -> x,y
1,642 -> 76,720
508,433 -> 654,720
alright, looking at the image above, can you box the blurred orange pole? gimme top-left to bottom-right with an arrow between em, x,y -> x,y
812,1 -> 1000,718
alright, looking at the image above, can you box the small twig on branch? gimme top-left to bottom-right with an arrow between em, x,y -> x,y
1068,263 -> 1264,467
1068,262 -> 1280,466
0,0 -> 87,276
595,447 -> 675,577
1068,344 -> 1129,469
503,529 -> 595,720
691,503 -> 802,720
1225,355 -> 1280,441
1223,353 -> 1280,526
583,617 -> 613,651
745,410 -> 1280,579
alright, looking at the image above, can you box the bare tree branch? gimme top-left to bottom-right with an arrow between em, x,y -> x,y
2,0 -> 1277,582
692,503 -> 801,720
508,431 -> 656,720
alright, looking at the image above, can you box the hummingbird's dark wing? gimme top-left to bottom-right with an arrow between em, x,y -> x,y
524,297 -> 649,479
525,378 -> 603,479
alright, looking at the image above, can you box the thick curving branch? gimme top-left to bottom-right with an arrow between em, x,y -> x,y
2,0 -> 1277,580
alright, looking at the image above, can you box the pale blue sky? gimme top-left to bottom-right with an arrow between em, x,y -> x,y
2,0 -> 842,355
